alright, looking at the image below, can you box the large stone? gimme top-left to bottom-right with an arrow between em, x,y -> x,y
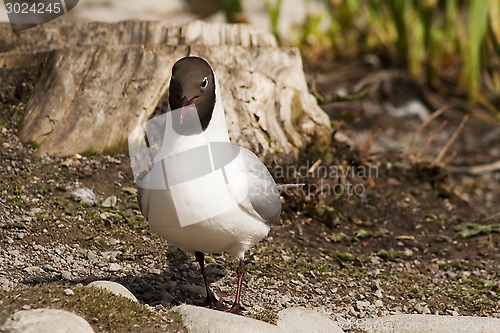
171,304 -> 286,333
359,314 -> 500,333
87,280 -> 138,302
0,308 -> 95,333
277,307 -> 345,333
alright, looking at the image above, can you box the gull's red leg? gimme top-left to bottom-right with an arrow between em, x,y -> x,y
227,258 -> 246,314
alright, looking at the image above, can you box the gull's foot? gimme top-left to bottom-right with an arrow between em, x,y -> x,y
203,290 -> 230,311
226,302 -> 246,315
205,298 -> 230,312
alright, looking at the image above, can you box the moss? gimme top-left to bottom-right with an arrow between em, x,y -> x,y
126,215 -> 148,228
0,285 -> 171,333
455,223 -> 500,238
250,309 -> 279,325
377,249 -> 402,261
330,232 -> 350,242
355,229 -> 372,239
333,251 -> 356,261
408,284 -> 425,298
26,140 -> 40,149
53,185 -> 67,192
37,185 -> 51,195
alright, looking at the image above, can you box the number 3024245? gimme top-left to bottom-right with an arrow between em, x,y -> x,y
5,1 -> 62,14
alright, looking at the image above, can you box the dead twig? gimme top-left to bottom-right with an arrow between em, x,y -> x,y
408,105 -> 451,163
358,129 -> 379,157
415,120 -> 448,161
433,114 -> 469,166
442,151 -> 458,166
448,160 -> 500,174
309,73 -> 326,103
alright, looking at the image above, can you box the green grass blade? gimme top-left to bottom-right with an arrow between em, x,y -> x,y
463,0 -> 492,98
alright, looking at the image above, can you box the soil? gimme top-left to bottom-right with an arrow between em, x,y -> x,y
0,54 -> 498,332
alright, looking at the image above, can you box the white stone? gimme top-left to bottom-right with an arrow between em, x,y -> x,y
102,196 -> 117,208
63,288 -> 74,296
172,304 -> 286,333
357,300 -> 371,309
0,277 -> 13,291
60,271 -> 72,280
277,307 -> 345,333
0,309 -> 95,333
23,266 -> 44,274
87,280 -> 138,302
360,314 -> 500,333
71,187 -> 95,205
108,263 -> 122,272
106,238 -> 120,246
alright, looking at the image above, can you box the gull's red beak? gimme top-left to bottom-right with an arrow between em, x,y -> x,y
180,96 -> 197,125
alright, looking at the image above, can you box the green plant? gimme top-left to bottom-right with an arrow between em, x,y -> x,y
265,0 -> 282,43
461,0 -> 492,101
216,0 -> 246,23
266,0 -> 499,113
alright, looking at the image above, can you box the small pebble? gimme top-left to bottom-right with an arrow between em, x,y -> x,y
43,264 -> 56,272
107,238 -> 120,246
356,300 -> 371,309
64,288 -> 74,296
61,271 -> 72,280
102,195 -> 117,208
71,187 -> 96,205
24,266 -> 44,274
122,187 -> 137,195
149,268 -> 162,275
87,250 -> 98,261
109,263 -> 122,272
280,294 -> 291,305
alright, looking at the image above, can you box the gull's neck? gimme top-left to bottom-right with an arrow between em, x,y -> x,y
160,75 -> 229,158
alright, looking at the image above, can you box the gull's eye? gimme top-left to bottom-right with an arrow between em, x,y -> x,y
201,77 -> 209,90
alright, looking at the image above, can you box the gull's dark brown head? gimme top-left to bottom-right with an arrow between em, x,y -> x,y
168,56 -> 216,134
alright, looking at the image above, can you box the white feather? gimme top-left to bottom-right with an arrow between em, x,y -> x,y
138,73 -> 270,259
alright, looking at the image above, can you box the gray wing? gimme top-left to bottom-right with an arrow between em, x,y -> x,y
239,147 -> 281,224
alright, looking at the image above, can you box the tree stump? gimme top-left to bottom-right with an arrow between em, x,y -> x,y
0,20 -> 331,164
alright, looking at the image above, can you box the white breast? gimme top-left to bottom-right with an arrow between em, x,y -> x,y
137,74 -> 269,259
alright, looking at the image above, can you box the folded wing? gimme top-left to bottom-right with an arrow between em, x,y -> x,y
237,147 -> 281,224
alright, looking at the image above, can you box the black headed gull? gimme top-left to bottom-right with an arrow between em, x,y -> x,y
136,56 -> 281,313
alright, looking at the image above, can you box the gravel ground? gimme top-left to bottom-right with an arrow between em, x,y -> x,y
0,97 -> 499,332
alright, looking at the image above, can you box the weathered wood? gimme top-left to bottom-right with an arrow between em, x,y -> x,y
0,51 -> 49,103
3,21 -> 331,163
0,20 -> 277,52
194,46 -> 331,162
20,45 -> 186,155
